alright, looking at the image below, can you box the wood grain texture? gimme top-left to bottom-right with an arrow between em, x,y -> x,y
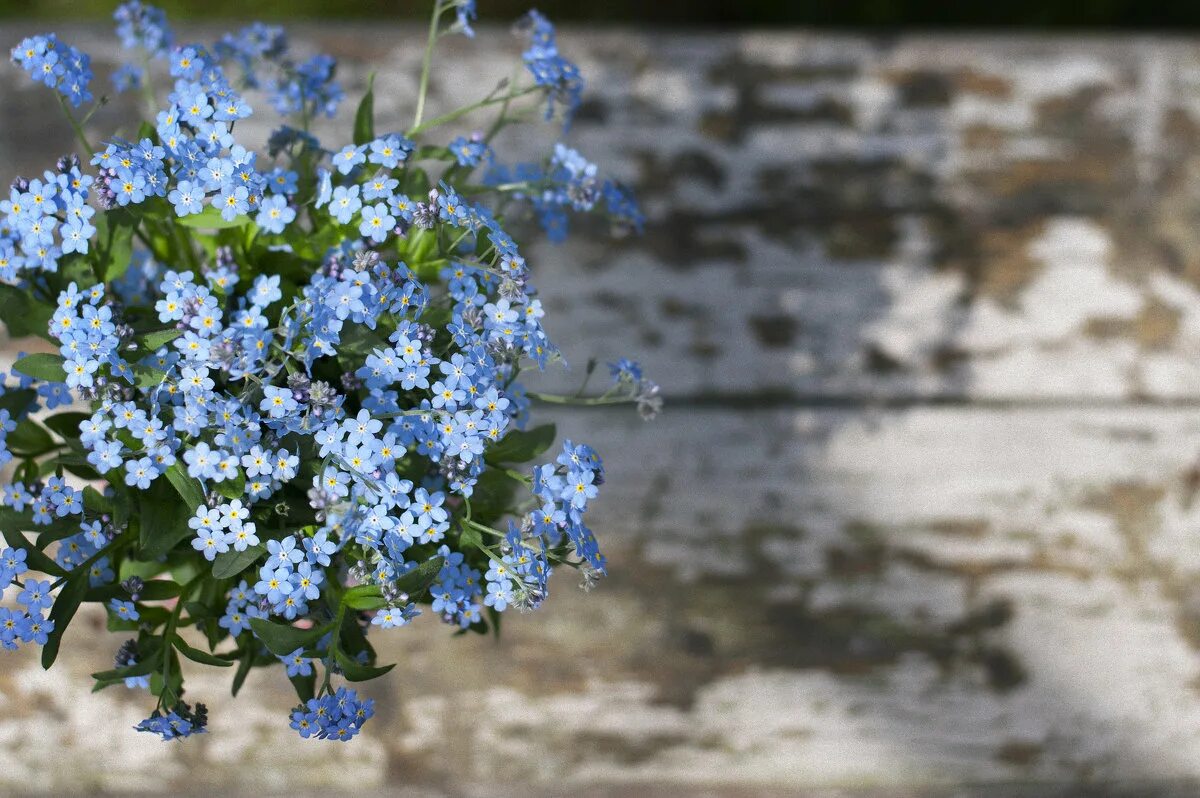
2,22 -> 1200,796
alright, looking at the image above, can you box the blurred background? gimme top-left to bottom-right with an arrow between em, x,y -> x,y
9,3 -> 1200,798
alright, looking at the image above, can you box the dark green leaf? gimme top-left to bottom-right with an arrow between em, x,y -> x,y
213,468 -> 244,500
231,646 -> 255,697
334,647 -> 394,682
42,411 -> 89,438
467,468 -> 522,525
0,285 -> 53,339
86,578 -> 180,602
132,363 -> 167,387
0,388 -> 37,419
248,616 -> 329,657
138,477 -> 195,560
41,574 -> 88,669
211,544 -> 265,579
458,522 -> 483,551
353,72 -> 375,145
342,584 -> 388,611
12,353 -> 66,383
103,219 -> 135,282
91,657 -> 160,683
165,462 -> 206,512
0,513 -> 67,576
487,605 -> 503,639
485,424 -> 556,464
135,328 -> 182,352
176,207 -> 250,230
393,556 -> 445,598
289,671 -> 316,702
7,419 -> 55,456
171,633 -> 233,667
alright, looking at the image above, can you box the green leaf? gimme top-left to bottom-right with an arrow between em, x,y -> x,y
248,617 -> 329,657
12,353 -> 67,383
165,462 -> 206,511
102,219 -> 135,282
34,515 -> 91,547
82,485 -> 113,514
486,424 -> 556,464
231,646 -> 255,696
6,419 -> 55,456
467,468 -> 522,525
289,671 -> 316,702
334,647 -> 394,682
458,522 -> 483,551
171,633 -> 233,667
0,285 -> 53,340
393,556 -> 445,599
41,574 -> 88,669
135,328 -> 182,352
486,605 -> 503,640
0,513 -> 67,576
86,579 -> 180,602
91,658 -> 159,683
342,584 -> 388,611
176,207 -> 250,230
41,411 -> 89,438
132,363 -> 167,387
138,475 -> 197,560
149,650 -> 183,700
211,544 -> 265,579
353,72 -> 376,145
213,468 -> 244,500
403,226 -> 438,265
0,388 -> 37,419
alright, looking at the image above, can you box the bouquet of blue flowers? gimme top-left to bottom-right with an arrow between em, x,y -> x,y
0,0 -> 657,742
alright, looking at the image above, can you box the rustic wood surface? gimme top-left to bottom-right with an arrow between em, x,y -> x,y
5,21 -> 1200,797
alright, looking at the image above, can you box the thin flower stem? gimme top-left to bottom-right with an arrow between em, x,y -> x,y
139,53 -> 157,116
159,573 -> 204,709
412,0 -> 447,131
408,86 -> 541,138
56,93 -> 94,156
525,391 -> 631,406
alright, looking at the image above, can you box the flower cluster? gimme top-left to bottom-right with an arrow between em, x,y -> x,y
289,686 -> 374,741
11,34 -> 93,108
0,0 -> 654,743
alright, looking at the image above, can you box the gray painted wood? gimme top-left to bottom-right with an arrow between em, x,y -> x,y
2,21 -> 1200,797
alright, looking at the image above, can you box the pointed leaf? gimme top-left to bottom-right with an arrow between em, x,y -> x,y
41,411 -> 89,438
135,328 -> 182,352
176,207 -> 250,230
342,584 -> 387,611
165,462 -> 206,512
41,574 -> 88,669
249,616 -> 329,657
485,424 -> 556,464
334,646 -> 394,682
212,544 -> 265,579
171,633 -> 233,667
393,555 -> 444,598
0,388 -> 37,419
12,353 -> 67,383
7,419 -> 55,456
353,72 -> 376,145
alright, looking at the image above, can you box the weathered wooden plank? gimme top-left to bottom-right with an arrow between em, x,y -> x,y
5,29 -> 1200,398
3,405 -> 1200,792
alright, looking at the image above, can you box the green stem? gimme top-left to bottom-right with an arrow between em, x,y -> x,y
56,93 -> 94,156
526,391 -> 632,406
158,573 -> 203,708
139,53 -> 157,116
408,86 -> 541,138
412,0 -> 447,131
